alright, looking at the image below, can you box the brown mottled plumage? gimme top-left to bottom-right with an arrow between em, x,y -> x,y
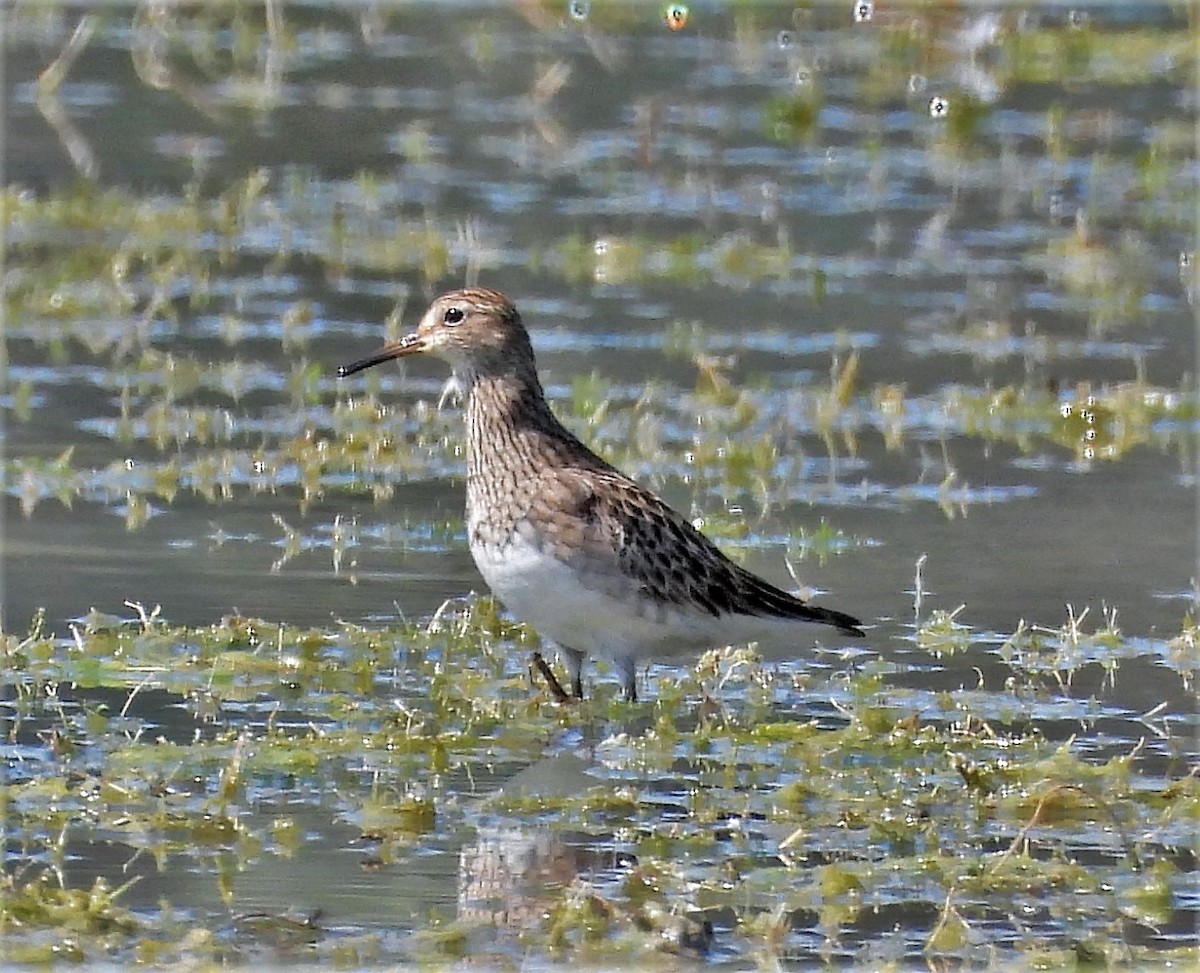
339,288 -> 864,700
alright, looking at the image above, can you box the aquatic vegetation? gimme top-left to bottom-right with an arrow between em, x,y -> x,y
1,593 -> 1196,968
6,336 -> 1192,530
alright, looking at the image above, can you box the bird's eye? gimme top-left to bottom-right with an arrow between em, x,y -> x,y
443,306 -> 465,325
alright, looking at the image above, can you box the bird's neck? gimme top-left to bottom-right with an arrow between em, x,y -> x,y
462,367 -> 605,515
465,369 -> 565,472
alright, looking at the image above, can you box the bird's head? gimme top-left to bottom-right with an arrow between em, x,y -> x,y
338,288 -> 532,381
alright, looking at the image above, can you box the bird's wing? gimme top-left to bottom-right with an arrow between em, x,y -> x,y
524,467 -> 864,634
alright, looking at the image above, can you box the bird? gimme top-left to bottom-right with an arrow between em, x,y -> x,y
338,288 -> 864,701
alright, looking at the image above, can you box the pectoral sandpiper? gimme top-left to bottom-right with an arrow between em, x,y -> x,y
339,288 -> 864,701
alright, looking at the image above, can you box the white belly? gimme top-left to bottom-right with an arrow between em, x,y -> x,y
470,532 -> 720,659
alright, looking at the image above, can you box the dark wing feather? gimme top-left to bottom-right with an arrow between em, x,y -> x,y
526,467 -> 864,636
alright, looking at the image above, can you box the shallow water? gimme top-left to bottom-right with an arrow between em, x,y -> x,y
3,2 -> 1197,969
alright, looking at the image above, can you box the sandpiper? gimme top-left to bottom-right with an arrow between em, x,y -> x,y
339,288 -> 864,701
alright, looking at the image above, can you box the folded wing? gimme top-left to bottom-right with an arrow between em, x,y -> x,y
525,467 -> 864,636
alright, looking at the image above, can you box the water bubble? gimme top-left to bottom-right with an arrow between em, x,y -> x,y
1181,251 -> 1193,268
853,0 -> 873,23
593,239 -> 609,255
908,74 -> 927,94
928,95 -> 949,118
777,30 -> 795,49
125,458 -> 135,470
794,67 -> 813,86
1068,9 -> 1088,29
664,3 -> 688,30
1082,410 -> 1095,424
1084,428 -> 1097,441
1083,446 -> 1095,460
253,460 -> 266,474
568,0 -> 589,20
1060,403 -> 1073,418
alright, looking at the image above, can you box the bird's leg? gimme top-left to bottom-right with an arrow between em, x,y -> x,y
530,651 -> 570,702
616,655 -> 638,703
562,647 -> 586,700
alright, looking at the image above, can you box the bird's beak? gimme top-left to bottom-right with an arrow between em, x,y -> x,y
337,331 -> 426,378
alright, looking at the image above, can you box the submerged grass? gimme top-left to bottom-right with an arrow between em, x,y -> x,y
1,594 -> 1196,969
